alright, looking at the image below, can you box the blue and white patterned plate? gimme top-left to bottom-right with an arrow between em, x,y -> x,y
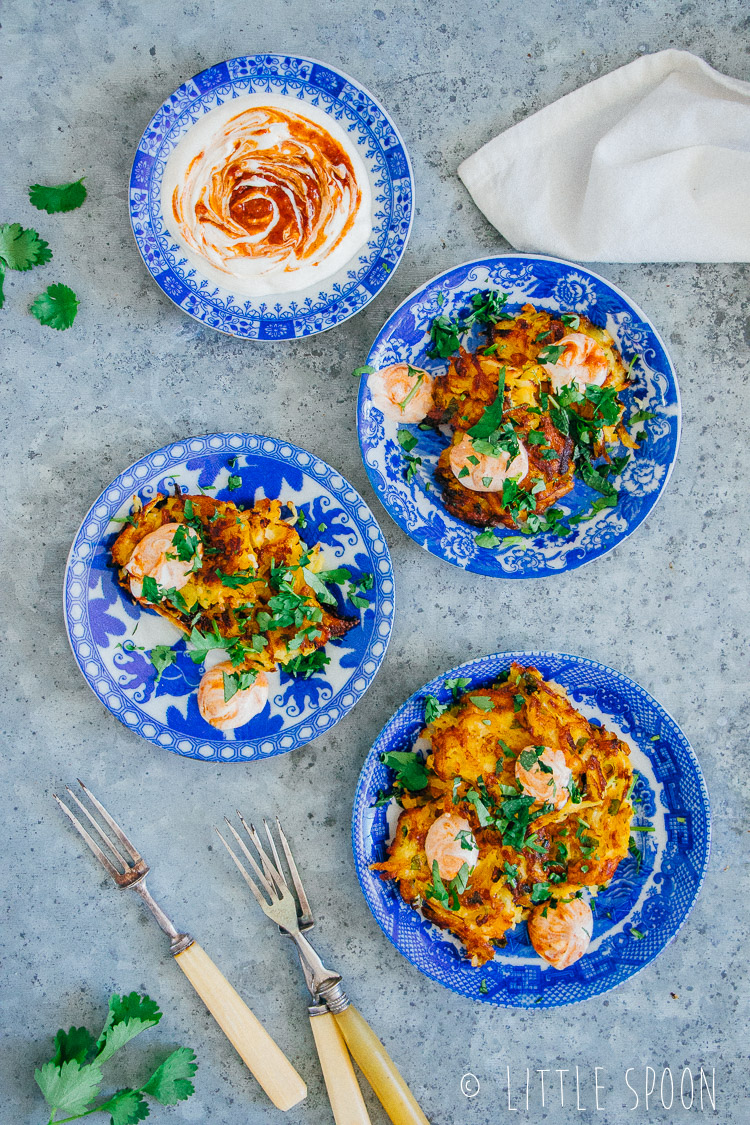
64,434 -> 394,762
129,55 -> 413,339
357,255 -> 680,577
352,651 -> 710,1007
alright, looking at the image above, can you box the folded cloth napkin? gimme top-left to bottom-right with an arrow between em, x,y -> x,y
458,49 -> 750,262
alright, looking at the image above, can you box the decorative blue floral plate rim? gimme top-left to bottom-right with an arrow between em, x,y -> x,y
129,54 -> 414,339
64,433 -> 395,762
357,255 -> 681,577
352,650 -> 710,1007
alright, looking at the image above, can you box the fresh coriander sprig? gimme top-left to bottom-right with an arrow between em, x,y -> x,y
0,223 -> 52,270
34,991 -> 197,1125
1,183 -> 82,327
30,178 -> 87,214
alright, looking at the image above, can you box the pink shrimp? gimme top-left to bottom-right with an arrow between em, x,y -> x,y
515,745 -> 572,811
197,663 -> 269,732
542,332 -> 609,392
125,522 -> 201,601
424,812 -> 479,882
449,432 -> 529,492
528,897 -> 593,970
368,363 -> 435,423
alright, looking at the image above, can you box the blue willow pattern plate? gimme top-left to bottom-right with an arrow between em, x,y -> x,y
352,651 -> 710,1008
129,55 -> 413,339
64,434 -> 394,762
357,255 -> 680,577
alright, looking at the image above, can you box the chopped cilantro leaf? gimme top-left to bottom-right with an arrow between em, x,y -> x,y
30,283 -> 79,330
427,314 -> 462,358
381,750 -> 428,792
149,645 -> 176,685
222,668 -> 258,702
519,745 -> 545,770
302,567 -> 337,606
512,694 -> 525,713
466,789 -> 492,827
227,474 -> 242,491
397,428 -> 419,453
352,364 -> 374,378
425,694 -> 448,723
0,223 -> 51,270
475,528 -> 502,549
29,178 -> 87,214
537,343 -> 565,365
466,381 -> 506,441
468,695 -> 495,712
531,882 -> 552,903
283,649 -> 330,679
462,289 -> 510,326
444,676 -> 471,699
215,567 -> 255,588
568,778 -> 584,804
399,367 -> 426,413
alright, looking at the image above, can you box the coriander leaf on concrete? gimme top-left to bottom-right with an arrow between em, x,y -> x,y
30,283 -> 79,330
34,1058 -> 103,1116
104,1088 -> 150,1125
53,1026 -> 96,1067
0,223 -> 52,270
29,177 -> 87,214
142,1047 -> 198,1105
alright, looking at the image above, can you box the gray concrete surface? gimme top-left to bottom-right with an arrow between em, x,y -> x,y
1,1 -> 748,1122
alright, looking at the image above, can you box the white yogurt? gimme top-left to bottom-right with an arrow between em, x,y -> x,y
161,93 -> 372,297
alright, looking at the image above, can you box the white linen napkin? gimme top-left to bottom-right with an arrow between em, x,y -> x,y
457,50 -> 750,262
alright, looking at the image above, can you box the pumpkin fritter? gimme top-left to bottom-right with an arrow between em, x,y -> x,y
426,302 -> 636,532
372,664 -> 634,966
111,491 -> 356,676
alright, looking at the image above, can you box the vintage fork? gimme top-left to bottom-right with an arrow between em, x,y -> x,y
217,813 -> 430,1125
53,781 -> 306,1112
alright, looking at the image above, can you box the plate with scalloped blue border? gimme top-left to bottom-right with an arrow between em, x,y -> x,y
357,255 -> 680,577
352,651 -> 710,1007
129,55 -> 413,339
64,433 -> 395,762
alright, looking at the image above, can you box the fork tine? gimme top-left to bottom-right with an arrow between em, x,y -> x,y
276,818 -> 314,927
53,793 -> 124,881
214,828 -> 268,907
77,779 -> 142,863
263,820 -> 285,886
63,786 -> 130,871
237,812 -> 286,895
224,818 -> 277,900
244,821 -> 290,897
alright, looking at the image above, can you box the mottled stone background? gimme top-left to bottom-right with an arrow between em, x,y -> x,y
1,1 -> 748,1122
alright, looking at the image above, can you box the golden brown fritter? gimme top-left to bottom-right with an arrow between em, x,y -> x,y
434,406 -> 575,528
426,303 -> 635,531
111,492 -> 356,674
372,664 -> 634,965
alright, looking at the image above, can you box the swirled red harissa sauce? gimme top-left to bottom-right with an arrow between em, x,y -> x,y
162,97 -> 372,296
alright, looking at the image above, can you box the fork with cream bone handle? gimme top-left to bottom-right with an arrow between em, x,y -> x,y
216,813 -> 431,1125
53,781 -> 306,1111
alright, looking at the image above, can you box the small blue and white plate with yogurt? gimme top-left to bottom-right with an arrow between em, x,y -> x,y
352,650 -> 710,1007
130,55 -> 413,339
64,433 -> 394,762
